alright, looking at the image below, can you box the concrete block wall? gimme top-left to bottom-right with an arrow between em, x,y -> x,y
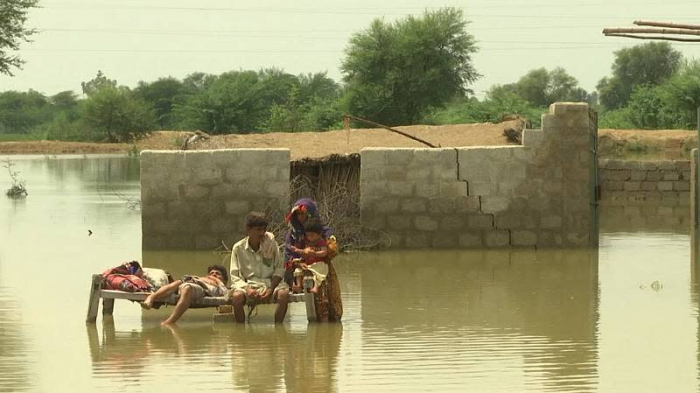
141,149 -> 290,250
360,103 -> 595,248
598,159 -> 691,201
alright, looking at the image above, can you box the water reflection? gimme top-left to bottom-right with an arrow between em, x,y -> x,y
345,248 -> 599,392
88,320 -> 342,392
0,288 -> 33,392
600,199 -> 689,234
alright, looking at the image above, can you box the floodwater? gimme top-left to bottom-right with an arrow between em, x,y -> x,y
0,155 -> 698,393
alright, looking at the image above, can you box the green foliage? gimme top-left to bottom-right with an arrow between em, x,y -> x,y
134,77 -> 187,129
597,107 -> 635,129
0,90 -> 54,133
0,0 -> 38,76
656,60 -> 700,129
82,87 -> 156,142
81,71 -> 118,97
597,42 -> 682,110
341,7 -> 479,126
0,133 -> 40,141
489,67 -> 591,108
425,93 -> 545,128
42,113 -> 88,141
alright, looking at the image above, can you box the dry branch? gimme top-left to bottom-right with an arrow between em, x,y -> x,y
603,27 -> 700,36
343,114 -> 438,148
634,20 -> 700,30
604,33 -> 700,43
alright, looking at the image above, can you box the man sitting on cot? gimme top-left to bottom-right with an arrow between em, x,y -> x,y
230,212 -> 290,323
141,265 -> 229,325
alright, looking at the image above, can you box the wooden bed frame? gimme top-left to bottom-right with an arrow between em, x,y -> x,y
86,274 -> 317,323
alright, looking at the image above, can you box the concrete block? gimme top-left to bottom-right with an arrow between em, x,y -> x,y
195,235 -> 220,250
404,232 -> 430,248
600,170 -> 631,181
384,149 -> 415,166
458,232 -> 483,247
681,170 -> 691,180
401,198 -> 427,213
225,200 -> 251,215
550,102 -> 588,115
432,232 -> 458,248
195,202 -> 223,219
384,166 -> 408,181
168,201 -> 193,217
522,129 -> 545,148
484,230 -> 510,247
658,161 -> 675,171
540,215 -> 562,229
674,181 -> 690,191
640,161 -> 658,171
603,181 -> 624,191
441,215 -> 465,231
374,198 -> 400,213
211,183 -> 238,198
439,182 -> 469,197
194,167 -> 223,186
495,214 -> 520,228
386,181 -> 414,197
565,232 -> 589,246
603,160 -> 625,170
210,218 -> 236,233
429,196 -> 480,214
481,197 -> 509,213
623,182 -> 641,191
640,182 -> 657,191
265,181 -> 289,196
645,171 -> 664,181
658,181 -> 674,191
182,185 -> 210,200
360,148 -> 387,168
406,167 -> 431,181
142,202 -> 166,217
362,214 -> 386,230
416,183 -> 439,198
468,214 -> 494,229
413,148 -> 457,168
663,172 -> 680,181
388,215 -> 412,230
630,170 -> 647,181
511,230 -> 537,246
415,215 -> 439,231
469,181 -> 495,196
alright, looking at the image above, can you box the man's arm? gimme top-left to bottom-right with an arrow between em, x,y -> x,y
229,246 -> 247,289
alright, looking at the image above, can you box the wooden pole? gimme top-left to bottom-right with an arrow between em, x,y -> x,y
634,20 -> 700,30
343,114 -> 438,148
603,27 -> 700,36
604,33 -> 700,43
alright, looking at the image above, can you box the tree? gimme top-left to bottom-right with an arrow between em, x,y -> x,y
341,7 -> 479,126
134,77 -> 187,129
81,70 -> 117,97
0,0 -> 39,76
597,42 -> 682,110
83,86 -> 156,142
488,67 -> 590,108
0,90 -> 52,133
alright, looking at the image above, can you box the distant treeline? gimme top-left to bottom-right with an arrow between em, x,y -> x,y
1,9 -> 699,143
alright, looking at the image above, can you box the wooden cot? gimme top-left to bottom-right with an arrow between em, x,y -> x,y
86,274 -> 317,323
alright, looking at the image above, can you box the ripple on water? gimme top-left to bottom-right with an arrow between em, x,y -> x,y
0,288 -> 34,393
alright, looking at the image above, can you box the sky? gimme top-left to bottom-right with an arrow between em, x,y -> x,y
1,0 -> 700,99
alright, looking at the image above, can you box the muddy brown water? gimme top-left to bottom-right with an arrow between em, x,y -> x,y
0,155 -> 698,392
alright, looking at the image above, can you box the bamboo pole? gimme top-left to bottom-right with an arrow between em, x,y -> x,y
604,33 -> 700,43
603,27 -> 700,36
343,114 -> 438,148
634,20 -> 700,31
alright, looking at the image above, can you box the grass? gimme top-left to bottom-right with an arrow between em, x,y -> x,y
0,133 -> 42,142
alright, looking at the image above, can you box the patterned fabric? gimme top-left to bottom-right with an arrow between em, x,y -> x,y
102,261 -> 152,292
313,261 -> 343,322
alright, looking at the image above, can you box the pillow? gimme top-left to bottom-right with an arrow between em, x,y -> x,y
142,268 -> 171,289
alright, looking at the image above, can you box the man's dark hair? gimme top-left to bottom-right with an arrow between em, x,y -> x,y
304,219 -> 324,235
207,264 -> 229,284
245,211 -> 268,228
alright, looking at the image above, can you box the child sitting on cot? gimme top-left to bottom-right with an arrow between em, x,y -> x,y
292,219 -> 329,295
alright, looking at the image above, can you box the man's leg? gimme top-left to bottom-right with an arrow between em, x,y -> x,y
162,284 -> 194,325
142,280 -> 182,309
274,288 -> 290,324
232,289 -> 246,323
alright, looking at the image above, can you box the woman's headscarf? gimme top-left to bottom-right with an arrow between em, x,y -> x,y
284,198 -> 331,260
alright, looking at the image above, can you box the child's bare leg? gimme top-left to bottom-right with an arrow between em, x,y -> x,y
142,280 -> 182,309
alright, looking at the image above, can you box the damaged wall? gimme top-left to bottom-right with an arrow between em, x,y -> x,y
360,103 -> 596,248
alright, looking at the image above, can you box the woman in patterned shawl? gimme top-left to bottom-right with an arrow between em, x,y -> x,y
284,198 -> 342,322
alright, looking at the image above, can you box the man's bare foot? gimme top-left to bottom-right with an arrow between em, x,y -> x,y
161,320 -> 175,326
292,284 -> 302,294
141,296 -> 154,310
309,286 -> 319,295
